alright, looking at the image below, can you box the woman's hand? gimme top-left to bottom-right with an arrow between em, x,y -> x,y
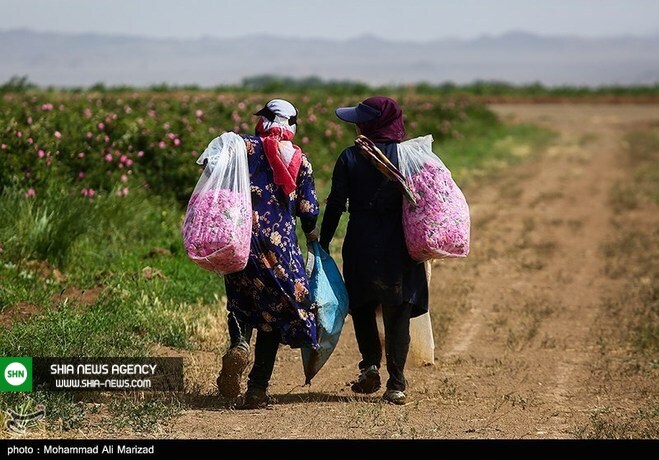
305,227 -> 319,242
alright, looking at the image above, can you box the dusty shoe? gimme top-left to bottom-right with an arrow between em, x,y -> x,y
238,387 -> 271,410
216,346 -> 250,399
382,389 -> 406,405
350,365 -> 381,394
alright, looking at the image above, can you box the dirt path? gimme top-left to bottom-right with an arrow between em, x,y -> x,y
168,104 -> 659,439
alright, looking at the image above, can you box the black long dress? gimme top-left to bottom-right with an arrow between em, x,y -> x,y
319,142 -> 428,317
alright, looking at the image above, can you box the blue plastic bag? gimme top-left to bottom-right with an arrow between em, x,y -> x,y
301,241 -> 349,384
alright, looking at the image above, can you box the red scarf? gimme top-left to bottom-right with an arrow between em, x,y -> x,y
256,118 -> 303,195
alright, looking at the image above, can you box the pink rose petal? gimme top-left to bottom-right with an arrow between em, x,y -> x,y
403,162 -> 470,260
182,189 -> 251,275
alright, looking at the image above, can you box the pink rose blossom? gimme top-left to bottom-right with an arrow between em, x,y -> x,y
27,138 -> 33,144
173,138 -> 181,146
104,153 -> 113,162
98,122 -> 105,131
81,188 -> 89,196
137,151 -> 144,158
78,172 -> 85,179
159,141 -> 166,149
120,155 -> 127,163
125,158 -> 133,167
27,116 -> 32,125
121,174 -> 128,183
85,132 -> 93,139
1,144 -> 6,150
182,189 -> 251,275
41,103 -> 53,111
302,137 -> 310,144
38,150 -> 45,158
403,162 -> 470,260
195,109 -> 203,118
24,188 -> 36,198
78,152 -> 85,158
88,188 -> 95,197
16,131 -> 22,138
54,131 -> 62,139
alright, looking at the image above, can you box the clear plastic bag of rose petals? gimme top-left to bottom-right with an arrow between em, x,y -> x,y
182,133 -> 252,275
398,135 -> 470,261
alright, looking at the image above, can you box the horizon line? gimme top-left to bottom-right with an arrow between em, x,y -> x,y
2,27 -> 658,44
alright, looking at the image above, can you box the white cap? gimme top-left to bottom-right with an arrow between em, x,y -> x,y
255,99 -> 298,125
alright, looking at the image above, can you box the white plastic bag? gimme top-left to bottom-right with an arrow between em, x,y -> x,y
409,313 -> 435,366
408,260 -> 435,366
398,135 -> 470,261
182,132 -> 252,275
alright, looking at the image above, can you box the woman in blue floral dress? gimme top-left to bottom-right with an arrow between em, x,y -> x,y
217,99 -> 320,409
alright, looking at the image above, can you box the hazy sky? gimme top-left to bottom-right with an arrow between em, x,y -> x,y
1,0 -> 658,41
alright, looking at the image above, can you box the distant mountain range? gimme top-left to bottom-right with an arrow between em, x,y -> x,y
1,29 -> 658,87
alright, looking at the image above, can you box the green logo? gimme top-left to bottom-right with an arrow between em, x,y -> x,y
0,357 -> 32,392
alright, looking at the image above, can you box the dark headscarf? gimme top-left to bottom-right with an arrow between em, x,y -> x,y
356,96 -> 406,143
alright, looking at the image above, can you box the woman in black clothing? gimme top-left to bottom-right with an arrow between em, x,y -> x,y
319,96 -> 428,405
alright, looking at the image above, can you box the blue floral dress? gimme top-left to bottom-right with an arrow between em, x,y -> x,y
223,135 -> 320,349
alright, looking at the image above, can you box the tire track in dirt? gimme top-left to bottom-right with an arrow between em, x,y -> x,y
436,104 -> 658,437
167,104 -> 659,439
